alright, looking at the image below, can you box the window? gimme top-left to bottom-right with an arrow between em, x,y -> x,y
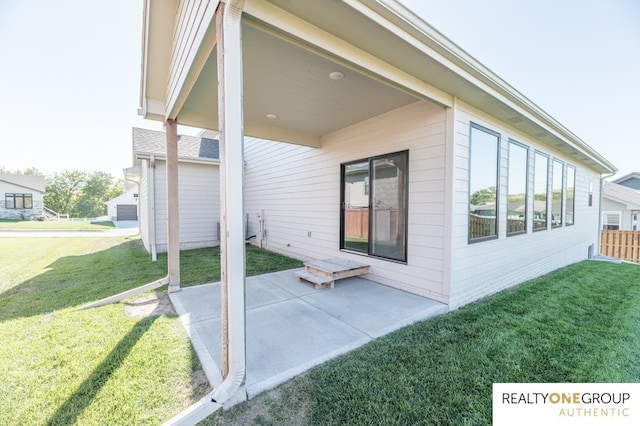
507,140 -> 528,236
551,159 -> 564,228
340,151 -> 408,262
5,193 -> 32,209
603,212 -> 621,230
566,166 -> 575,225
468,123 -> 500,242
533,152 -> 549,231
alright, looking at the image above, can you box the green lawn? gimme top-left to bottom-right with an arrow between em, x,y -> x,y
207,260 -> 640,425
0,218 -> 115,230
0,236 -> 302,425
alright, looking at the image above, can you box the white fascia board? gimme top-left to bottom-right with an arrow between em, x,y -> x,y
165,0 -> 221,120
243,0 -> 453,108
135,152 -> 220,166
140,0 -> 151,110
350,0 -> 616,174
143,98 -> 167,122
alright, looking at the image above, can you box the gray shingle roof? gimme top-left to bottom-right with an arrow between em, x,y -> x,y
132,127 -> 219,161
604,181 -> 640,209
0,174 -> 46,193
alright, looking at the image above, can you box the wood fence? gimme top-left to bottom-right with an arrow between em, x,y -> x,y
600,230 -> 640,263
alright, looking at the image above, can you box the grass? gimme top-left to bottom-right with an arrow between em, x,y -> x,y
206,260 -> 640,425
0,236 -> 302,425
0,218 -> 115,230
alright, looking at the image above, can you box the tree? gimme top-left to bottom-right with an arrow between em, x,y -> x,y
45,170 -> 88,215
44,170 -> 122,218
470,186 -> 496,206
74,172 -> 122,218
0,166 -> 43,176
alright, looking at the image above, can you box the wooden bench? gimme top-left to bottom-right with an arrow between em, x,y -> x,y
295,258 -> 369,289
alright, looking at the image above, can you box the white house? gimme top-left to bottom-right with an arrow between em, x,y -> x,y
131,127 -> 220,258
140,0 -> 616,305
0,174 -> 46,220
602,181 -> 640,231
105,186 -> 139,221
138,0 -> 617,412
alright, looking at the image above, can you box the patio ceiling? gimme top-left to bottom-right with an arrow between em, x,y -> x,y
179,21 -> 420,147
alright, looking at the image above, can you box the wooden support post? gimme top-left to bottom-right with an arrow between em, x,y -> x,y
166,118 -> 181,292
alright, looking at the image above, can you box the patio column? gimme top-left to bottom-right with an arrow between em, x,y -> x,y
213,0 -> 246,400
166,118 -> 181,292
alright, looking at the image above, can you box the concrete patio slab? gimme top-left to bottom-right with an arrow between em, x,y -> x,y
170,268 -> 448,400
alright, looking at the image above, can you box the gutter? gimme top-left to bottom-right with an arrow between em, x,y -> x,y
149,155 -> 158,261
597,172 -> 617,257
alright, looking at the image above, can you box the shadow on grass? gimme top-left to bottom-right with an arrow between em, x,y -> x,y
46,316 -> 157,426
0,240 -> 301,322
0,240 -> 167,321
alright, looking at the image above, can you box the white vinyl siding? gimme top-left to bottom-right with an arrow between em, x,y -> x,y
167,0 -> 216,114
244,101 -> 449,302
449,100 -> 602,308
154,160 -> 220,252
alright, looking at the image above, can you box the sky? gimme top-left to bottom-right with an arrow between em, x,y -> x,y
0,0 -> 638,180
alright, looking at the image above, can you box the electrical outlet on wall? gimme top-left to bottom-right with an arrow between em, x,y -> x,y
307,231 -> 311,237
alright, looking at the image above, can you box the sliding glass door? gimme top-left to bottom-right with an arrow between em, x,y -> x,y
341,151 -> 408,262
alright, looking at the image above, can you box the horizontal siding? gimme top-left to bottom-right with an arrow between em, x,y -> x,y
154,160 -> 220,251
245,101 -> 449,301
167,0 -> 215,110
449,101 -> 602,308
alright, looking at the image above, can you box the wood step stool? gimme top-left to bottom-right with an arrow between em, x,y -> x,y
295,258 -> 369,289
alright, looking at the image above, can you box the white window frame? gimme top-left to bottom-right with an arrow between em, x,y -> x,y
602,211 -> 622,230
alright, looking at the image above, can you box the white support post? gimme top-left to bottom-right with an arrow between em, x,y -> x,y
166,119 -> 181,292
211,0 -> 247,404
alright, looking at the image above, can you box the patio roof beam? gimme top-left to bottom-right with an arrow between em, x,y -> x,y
165,119 -> 181,292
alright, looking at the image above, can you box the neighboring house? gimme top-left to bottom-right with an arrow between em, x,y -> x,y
140,0 -> 616,309
131,127 -> 220,257
105,186 -> 139,221
612,172 -> 640,190
602,181 -> 640,231
0,174 -> 46,220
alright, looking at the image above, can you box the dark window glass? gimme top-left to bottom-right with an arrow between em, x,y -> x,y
533,152 -> 549,231
551,160 -> 564,228
507,141 -> 528,236
5,193 -> 32,209
469,124 -> 499,241
341,151 -> 409,262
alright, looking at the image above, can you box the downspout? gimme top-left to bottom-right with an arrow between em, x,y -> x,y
149,155 -> 158,261
597,172 -> 616,256
164,1 -> 246,424
212,0 -> 246,404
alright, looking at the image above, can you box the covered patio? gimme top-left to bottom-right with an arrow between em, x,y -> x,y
169,269 -> 447,401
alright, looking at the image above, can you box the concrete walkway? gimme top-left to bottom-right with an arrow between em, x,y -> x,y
170,269 -> 448,400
